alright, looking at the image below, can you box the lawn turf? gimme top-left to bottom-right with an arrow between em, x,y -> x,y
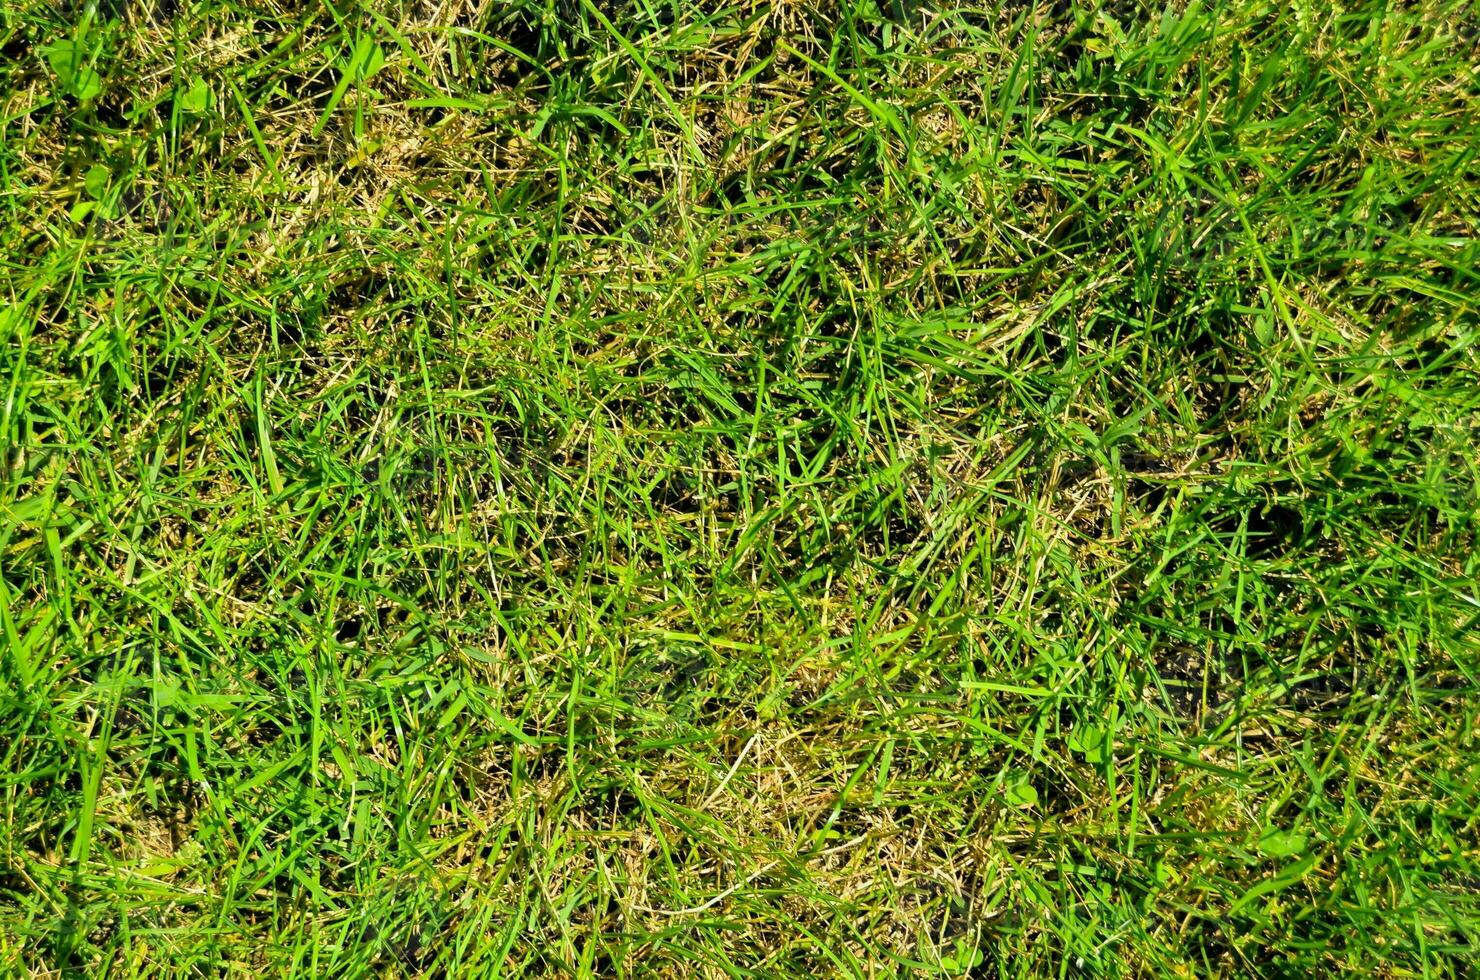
1,0 -> 1479,976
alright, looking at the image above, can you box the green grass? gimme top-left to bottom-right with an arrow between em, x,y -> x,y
2,0 -> 1478,975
